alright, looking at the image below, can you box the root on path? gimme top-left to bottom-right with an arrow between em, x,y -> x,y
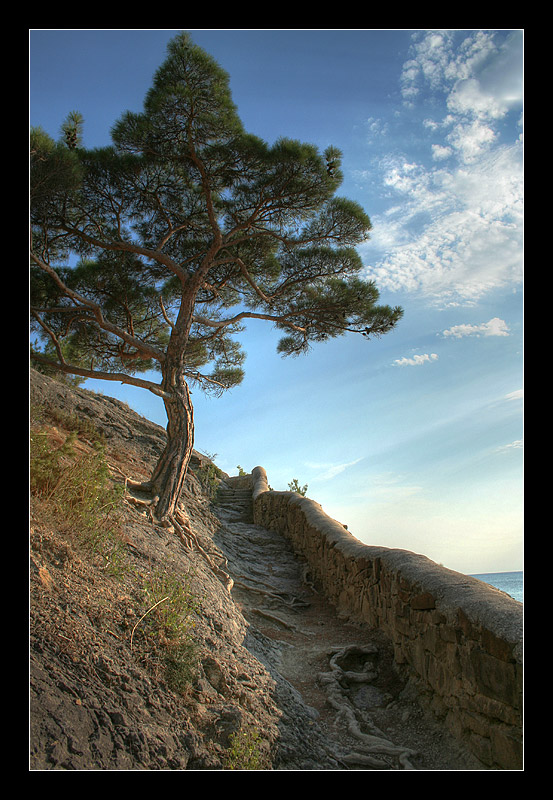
318,645 -> 418,770
124,479 -> 234,592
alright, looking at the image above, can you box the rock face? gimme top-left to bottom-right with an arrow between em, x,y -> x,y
29,370 -> 499,770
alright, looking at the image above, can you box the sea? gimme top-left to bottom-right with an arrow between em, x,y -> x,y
469,571 -> 523,603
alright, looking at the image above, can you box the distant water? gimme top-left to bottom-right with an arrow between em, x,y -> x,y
469,571 -> 523,603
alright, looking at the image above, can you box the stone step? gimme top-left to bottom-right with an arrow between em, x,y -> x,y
215,485 -> 254,522
218,503 -> 253,513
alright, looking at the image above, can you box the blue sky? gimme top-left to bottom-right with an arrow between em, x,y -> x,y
30,29 -> 523,575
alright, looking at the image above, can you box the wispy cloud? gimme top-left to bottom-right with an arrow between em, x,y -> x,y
306,457 -> 364,482
442,317 -> 510,338
364,30 -> 523,306
495,439 -> 523,453
393,353 -> 438,367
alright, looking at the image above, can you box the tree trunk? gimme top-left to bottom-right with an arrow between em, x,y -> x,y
146,282 -> 202,521
149,367 -> 195,521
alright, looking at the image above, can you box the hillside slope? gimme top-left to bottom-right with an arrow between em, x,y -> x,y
29,370 -> 478,770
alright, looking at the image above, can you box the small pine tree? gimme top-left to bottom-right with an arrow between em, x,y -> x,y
288,479 -> 308,496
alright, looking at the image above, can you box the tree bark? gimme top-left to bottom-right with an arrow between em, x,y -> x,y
149,365 -> 195,521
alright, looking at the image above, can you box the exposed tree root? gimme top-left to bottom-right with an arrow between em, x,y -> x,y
123,480 -> 234,592
249,607 -> 312,634
232,576 -> 311,613
123,478 -> 159,521
318,645 -> 418,770
170,506 -> 234,593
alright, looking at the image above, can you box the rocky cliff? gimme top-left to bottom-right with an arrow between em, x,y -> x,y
29,369 -> 488,770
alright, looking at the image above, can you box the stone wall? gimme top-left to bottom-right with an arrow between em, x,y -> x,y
251,467 -> 523,770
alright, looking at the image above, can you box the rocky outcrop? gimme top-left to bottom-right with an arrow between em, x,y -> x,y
251,466 -> 523,770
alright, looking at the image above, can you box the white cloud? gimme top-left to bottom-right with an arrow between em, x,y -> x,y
447,77 -> 506,121
306,457 -> 364,482
495,439 -> 523,453
393,353 -> 438,367
442,317 -> 510,338
366,116 -> 389,140
401,30 -> 522,117
400,31 -> 455,100
505,389 -> 523,402
364,145 -> 523,303
446,119 -> 497,162
365,31 -> 523,306
431,144 -> 452,161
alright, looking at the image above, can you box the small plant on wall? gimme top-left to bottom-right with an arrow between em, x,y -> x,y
288,478 -> 308,496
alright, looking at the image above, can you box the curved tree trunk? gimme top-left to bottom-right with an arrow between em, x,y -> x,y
146,285 -> 202,521
149,366 -> 194,521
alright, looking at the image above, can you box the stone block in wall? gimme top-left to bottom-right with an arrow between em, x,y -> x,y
411,591 -> 436,610
409,637 -> 429,680
469,648 -> 519,707
426,652 -> 450,696
393,596 -> 409,618
421,624 -> 442,658
461,708 -> 492,738
457,607 -> 481,642
490,727 -> 522,771
467,730 -> 493,767
397,587 -> 411,605
481,627 -> 517,663
439,623 -> 459,644
393,614 -> 412,638
467,692 -> 520,727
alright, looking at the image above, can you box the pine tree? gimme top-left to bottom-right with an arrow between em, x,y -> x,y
30,32 -> 403,522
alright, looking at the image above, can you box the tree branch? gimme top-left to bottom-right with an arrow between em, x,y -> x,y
54,223 -> 189,284
30,250 -> 166,363
235,256 -> 273,304
192,309 -> 307,334
30,351 -> 170,399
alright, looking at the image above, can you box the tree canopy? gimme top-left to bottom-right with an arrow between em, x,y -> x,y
30,32 -> 403,519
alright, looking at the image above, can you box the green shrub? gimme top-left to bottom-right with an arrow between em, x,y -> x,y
30,429 -> 76,497
53,410 -> 105,442
163,638 -> 199,695
30,427 -> 125,573
142,571 -> 200,640
288,478 -> 308,496
224,725 -> 266,770
139,571 -> 200,694
198,461 -> 223,498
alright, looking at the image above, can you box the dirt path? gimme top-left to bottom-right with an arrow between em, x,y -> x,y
212,486 -> 481,771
